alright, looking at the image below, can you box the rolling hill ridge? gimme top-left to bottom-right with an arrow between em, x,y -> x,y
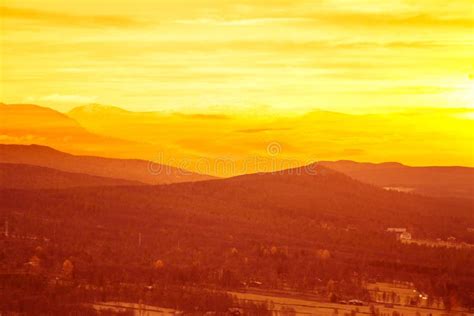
0,144 -> 215,184
318,160 -> 474,199
0,163 -> 144,189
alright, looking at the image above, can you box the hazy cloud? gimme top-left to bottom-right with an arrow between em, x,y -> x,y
29,94 -> 98,103
175,17 -> 310,26
173,113 -> 231,120
0,6 -> 145,28
301,11 -> 474,29
236,127 -> 293,133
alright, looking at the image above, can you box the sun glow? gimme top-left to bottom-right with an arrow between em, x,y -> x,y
461,81 -> 474,109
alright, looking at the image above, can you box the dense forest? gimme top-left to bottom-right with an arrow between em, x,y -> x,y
1,165 -> 473,314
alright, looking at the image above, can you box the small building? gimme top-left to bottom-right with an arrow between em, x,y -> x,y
386,228 -> 407,233
387,228 -> 411,240
399,232 -> 412,241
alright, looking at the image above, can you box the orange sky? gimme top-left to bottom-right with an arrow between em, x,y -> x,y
0,1 -> 473,173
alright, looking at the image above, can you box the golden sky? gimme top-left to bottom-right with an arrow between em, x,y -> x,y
1,0 -> 473,114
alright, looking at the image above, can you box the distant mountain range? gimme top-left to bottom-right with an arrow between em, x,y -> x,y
0,103 -> 131,146
1,102 -> 473,196
4,142 -> 471,235
0,103 -> 159,159
0,163 -> 143,189
1,143 -> 472,199
0,144 -> 215,185
4,102 -> 472,177
318,160 -> 474,199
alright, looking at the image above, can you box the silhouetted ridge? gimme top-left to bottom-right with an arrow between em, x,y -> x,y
0,144 -> 215,184
0,163 -> 144,189
318,160 -> 474,199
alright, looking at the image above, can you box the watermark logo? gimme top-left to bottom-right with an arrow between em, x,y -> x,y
147,141 -> 321,177
266,141 -> 282,157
